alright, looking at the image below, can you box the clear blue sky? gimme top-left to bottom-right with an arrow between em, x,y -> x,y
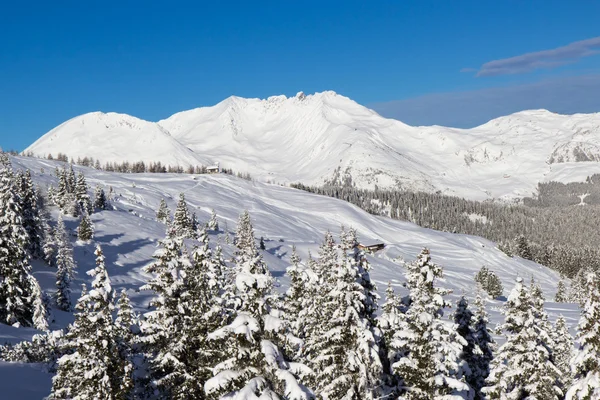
2,1 -> 600,150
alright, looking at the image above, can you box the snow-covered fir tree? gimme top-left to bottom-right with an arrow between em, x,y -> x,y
566,272 -> 600,400
190,211 -> 199,234
54,215 -> 75,312
94,184 -> 108,210
156,198 -> 170,224
0,155 -> 46,329
16,169 -> 44,258
552,315 -> 573,390
77,212 -> 94,241
470,287 -> 494,400
390,249 -> 472,399
483,277 -> 562,399
75,171 -> 92,215
208,208 -> 219,231
204,211 -> 312,400
173,193 -> 194,238
49,246 -> 133,399
282,245 -> 311,350
555,278 -> 568,303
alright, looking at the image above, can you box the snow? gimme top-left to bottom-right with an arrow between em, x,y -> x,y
0,155 -> 584,396
24,91 -> 600,201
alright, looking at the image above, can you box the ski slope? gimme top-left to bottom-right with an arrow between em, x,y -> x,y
26,91 -> 600,201
0,155 -> 581,397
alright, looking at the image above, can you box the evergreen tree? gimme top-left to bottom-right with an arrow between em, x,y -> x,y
307,238 -> 383,399
515,234 -> 533,260
470,287 -> 494,400
77,212 -> 94,241
454,295 -> 480,397
156,199 -> 170,224
49,246 -> 133,399
208,209 -> 219,231
54,215 -> 75,312
204,211 -> 312,399
190,212 -> 199,234
390,249 -> 471,399
483,277 -> 562,399
94,184 -> 108,210
75,172 -> 92,215
566,272 -> 600,400
172,193 -> 192,238
260,236 -> 266,250
555,278 -> 568,303
0,156 -> 45,328
17,169 -> 44,258
552,315 -> 573,390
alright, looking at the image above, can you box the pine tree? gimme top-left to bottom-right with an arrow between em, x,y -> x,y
204,211 -> 312,399
553,315 -> 573,390
515,234 -> 533,260
75,172 -> 92,215
17,169 -> 44,258
77,212 -> 94,241
283,245 -> 310,349
0,156 -> 45,328
208,209 -> 219,231
307,239 -> 383,399
470,287 -> 494,400
566,272 -> 600,400
156,199 -> 170,224
483,277 -> 562,399
390,249 -> 471,399
94,184 -> 108,210
555,278 -> 568,303
172,193 -> 192,238
190,212 -> 199,234
454,295 -> 480,397
49,246 -> 133,399
260,236 -> 266,250
54,215 -> 75,312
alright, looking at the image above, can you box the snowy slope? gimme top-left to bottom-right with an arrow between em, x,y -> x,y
25,92 -> 600,201
25,112 -> 211,168
0,155 -> 581,396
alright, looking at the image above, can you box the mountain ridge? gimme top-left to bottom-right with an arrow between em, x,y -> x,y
25,91 -> 600,200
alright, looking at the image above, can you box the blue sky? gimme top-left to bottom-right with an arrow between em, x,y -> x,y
2,1 -> 600,150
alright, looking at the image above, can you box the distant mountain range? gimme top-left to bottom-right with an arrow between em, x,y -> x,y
25,91 -> 600,200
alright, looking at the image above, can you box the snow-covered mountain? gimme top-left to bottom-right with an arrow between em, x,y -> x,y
26,111 -> 211,168
25,91 -> 600,200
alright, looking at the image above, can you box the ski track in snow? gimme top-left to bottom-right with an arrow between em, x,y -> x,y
0,155 -> 583,397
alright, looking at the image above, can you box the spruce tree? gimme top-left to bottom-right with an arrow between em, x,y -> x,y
0,156 -> 45,328
390,249 -> 471,399
77,213 -> 94,241
208,209 -> 219,231
307,240 -> 383,399
204,211 -> 311,399
17,169 -> 44,258
555,278 -> 568,303
49,246 -> 133,399
156,199 -> 170,224
566,272 -> 600,400
483,277 -> 562,399
94,184 -> 108,210
470,287 -> 494,399
75,172 -> 92,215
173,193 -> 192,238
552,315 -> 573,390
54,215 -> 75,312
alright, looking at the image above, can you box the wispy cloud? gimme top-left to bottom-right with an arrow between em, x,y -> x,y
474,37 -> 600,77
371,74 -> 600,128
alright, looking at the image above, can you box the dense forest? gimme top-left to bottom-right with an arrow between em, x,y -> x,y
290,182 -> 600,280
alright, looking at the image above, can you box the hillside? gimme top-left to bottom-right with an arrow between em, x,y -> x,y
1,155 -> 579,397
25,91 -> 600,200
25,112 -> 211,168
